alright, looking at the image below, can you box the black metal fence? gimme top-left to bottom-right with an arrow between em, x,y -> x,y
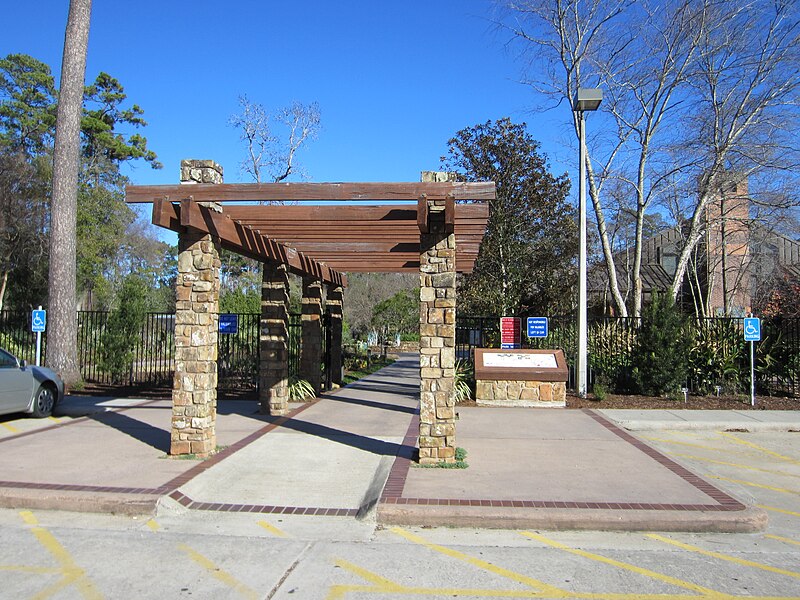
457,315 -> 800,397
0,310 -> 325,394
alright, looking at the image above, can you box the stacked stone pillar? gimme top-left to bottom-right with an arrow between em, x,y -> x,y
327,285 -> 344,386
418,197 -> 457,464
300,276 -> 323,394
259,261 -> 290,415
171,160 -> 223,457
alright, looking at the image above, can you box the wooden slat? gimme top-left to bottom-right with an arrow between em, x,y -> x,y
127,181 -> 496,203
152,201 -> 346,286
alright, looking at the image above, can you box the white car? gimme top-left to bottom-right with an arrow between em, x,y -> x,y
0,348 -> 64,418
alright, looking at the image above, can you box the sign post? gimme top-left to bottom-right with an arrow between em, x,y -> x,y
743,317 -> 761,407
31,306 -> 46,366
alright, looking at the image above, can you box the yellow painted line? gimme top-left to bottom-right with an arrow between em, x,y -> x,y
520,531 -> 728,598
333,559 -> 404,592
0,565 -> 63,574
765,534 -> 800,548
758,504 -> 800,518
257,520 -> 287,538
145,519 -> 160,531
648,534 -> 800,580
178,544 -> 258,600
710,475 -> 800,496
642,436 -> 754,457
391,527 -> 568,596
1,422 -> 19,433
48,416 -> 61,423
672,452 -> 800,480
20,511 -> 103,600
719,433 -> 800,465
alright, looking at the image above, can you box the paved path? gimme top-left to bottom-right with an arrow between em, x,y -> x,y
1,353 -> 796,532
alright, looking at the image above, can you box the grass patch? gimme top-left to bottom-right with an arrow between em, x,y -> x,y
413,447 -> 469,469
342,358 -> 395,385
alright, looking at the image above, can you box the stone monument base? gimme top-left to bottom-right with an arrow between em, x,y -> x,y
476,379 -> 566,408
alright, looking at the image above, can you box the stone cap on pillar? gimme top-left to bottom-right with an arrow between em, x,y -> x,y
420,171 -> 457,183
181,159 -> 224,184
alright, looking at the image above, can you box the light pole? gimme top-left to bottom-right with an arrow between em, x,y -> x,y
574,88 -> 602,398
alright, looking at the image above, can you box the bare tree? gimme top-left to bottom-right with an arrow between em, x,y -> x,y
47,0 -> 92,384
229,96 -> 320,184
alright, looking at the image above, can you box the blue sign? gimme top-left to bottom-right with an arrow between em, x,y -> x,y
31,309 -> 46,333
219,314 -> 239,335
527,317 -> 548,338
744,317 -> 761,342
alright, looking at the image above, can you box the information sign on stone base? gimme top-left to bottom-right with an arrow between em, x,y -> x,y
474,348 -> 568,408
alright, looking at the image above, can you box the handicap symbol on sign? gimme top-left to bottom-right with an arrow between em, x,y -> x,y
33,315 -> 44,327
745,323 -> 757,335
31,309 -> 46,333
743,317 -> 761,342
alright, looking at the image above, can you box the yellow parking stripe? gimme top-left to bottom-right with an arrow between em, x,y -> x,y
392,527 -> 568,596
333,559 -> 404,592
178,544 -> 258,600
765,534 -> 800,548
521,531 -> 727,598
671,452 -> 800,480
20,511 -> 103,600
642,436 -> 755,457
1,422 -> 19,433
719,433 -> 800,465
648,534 -> 800,580
257,520 -> 287,538
758,504 -> 800,518
709,475 -> 800,496
145,519 -> 160,531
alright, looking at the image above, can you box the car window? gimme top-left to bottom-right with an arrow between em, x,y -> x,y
0,349 -> 19,368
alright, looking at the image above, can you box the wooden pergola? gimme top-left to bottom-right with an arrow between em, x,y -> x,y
126,168 -> 494,463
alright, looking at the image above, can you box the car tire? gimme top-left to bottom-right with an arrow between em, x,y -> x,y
32,384 -> 56,418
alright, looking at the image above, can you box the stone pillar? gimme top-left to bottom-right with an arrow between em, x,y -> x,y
327,284 -> 344,386
300,276 -> 323,394
259,261 -> 290,415
419,197 -> 457,464
171,159 -> 223,457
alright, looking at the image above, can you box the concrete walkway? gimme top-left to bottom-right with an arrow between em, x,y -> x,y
0,353 -> 794,532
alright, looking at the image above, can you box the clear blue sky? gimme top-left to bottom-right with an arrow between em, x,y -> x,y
3,1 -> 577,188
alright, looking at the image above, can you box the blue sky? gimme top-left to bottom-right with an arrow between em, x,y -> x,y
2,0 -> 581,209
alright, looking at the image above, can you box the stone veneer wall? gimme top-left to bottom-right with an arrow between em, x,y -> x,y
418,196 -> 457,464
260,261 -> 290,415
476,380 -> 567,407
300,276 -> 323,394
171,160 -> 223,457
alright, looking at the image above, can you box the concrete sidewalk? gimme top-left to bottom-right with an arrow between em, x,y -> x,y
0,353 -> 794,531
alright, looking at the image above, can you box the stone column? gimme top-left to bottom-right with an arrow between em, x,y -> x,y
419,197 -> 457,464
327,284 -> 344,386
300,276 -> 323,394
171,159 -> 223,457
259,261 -> 290,415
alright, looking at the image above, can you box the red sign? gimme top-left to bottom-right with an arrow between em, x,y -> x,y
500,317 -> 521,349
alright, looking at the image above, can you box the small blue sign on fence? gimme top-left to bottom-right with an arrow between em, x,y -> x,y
744,317 -> 761,342
527,317 -> 548,338
31,309 -> 46,333
219,314 -> 239,335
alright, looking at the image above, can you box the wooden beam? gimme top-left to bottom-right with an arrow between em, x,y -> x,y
126,181 -> 496,204
152,200 -> 346,286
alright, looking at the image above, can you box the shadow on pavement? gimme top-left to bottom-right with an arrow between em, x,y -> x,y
89,410 -> 171,453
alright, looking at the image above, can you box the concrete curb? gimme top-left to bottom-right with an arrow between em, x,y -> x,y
377,504 -> 769,533
610,420 -> 800,432
0,487 -> 159,516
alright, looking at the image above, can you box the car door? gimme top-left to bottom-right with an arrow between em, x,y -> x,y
0,349 -> 34,414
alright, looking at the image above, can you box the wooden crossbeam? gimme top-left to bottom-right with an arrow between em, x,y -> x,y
152,198 -> 346,286
126,181 -> 495,204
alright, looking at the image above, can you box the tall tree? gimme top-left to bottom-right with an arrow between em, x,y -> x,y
47,0 -> 92,384
443,118 -> 577,315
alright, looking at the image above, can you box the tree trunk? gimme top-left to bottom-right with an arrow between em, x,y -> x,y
47,0 -> 92,385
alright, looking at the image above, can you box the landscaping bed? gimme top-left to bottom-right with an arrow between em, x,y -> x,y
565,393 -> 800,410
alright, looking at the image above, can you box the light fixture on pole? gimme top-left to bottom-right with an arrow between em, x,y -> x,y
574,87 -> 602,398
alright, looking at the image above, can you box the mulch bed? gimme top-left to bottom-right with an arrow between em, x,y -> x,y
567,393 -> 800,411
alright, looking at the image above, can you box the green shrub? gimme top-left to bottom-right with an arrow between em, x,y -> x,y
688,319 -> 744,394
287,375 -> 315,402
633,293 -> 689,396
100,275 -> 148,384
454,359 -> 474,403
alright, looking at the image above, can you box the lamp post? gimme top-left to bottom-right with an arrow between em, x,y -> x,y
574,87 -> 602,398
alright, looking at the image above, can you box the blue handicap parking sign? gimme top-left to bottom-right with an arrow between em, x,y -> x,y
743,317 -> 761,342
219,314 -> 239,334
31,309 -> 46,333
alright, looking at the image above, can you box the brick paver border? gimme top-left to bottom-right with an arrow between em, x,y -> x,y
380,409 -> 746,512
